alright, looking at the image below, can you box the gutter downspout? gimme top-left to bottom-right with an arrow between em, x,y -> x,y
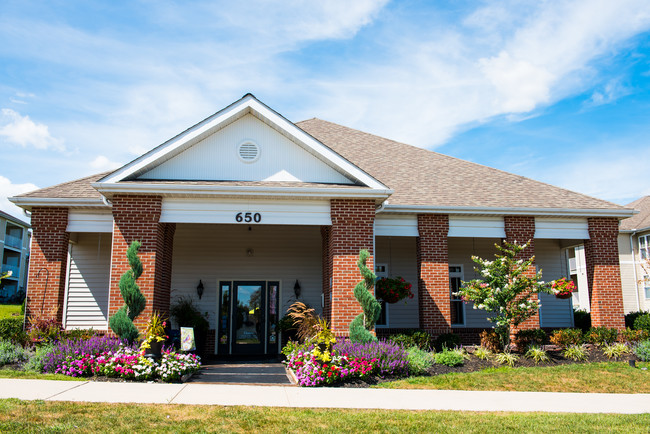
101,196 -> 113,208
630,231 -> 641,311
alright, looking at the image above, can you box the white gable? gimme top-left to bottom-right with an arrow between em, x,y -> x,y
137,114 -> 353,184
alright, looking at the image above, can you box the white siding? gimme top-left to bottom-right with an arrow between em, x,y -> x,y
67,211 -> 113,233
448,217 -> 505,238
535,218 -> 589,239
169,224 -> 323,333
448,238 -> 500,328
375,215 -> 418,237
619,233 -> 644,313
64,233 -> 111,330
375,236 -> 419,328
139,114 -> 353,184
536,239 -> 573,328
160,198 -> 331,225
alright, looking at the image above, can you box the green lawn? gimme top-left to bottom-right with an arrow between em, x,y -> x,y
377,362 -> 650,393
0,304 -> 21,320
0,400 -> 647,433
0,369 -> 83,381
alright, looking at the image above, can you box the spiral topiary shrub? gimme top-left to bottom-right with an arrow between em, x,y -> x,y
349,249 -> 381,344
109,241 -> 146,343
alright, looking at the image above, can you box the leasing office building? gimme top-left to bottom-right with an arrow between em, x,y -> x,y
11,94 -> 634,355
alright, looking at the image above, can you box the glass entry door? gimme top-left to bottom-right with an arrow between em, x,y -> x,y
217,280 -> 280,355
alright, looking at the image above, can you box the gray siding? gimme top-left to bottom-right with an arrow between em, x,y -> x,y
536,239 -> 573,328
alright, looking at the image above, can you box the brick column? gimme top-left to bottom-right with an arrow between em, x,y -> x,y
416,214 -> 451,331
109,195 -> 173,331
504,216 -> 539,335
25,207 -> 69,323
328,199 -> 375,335
584,217 -> 624,329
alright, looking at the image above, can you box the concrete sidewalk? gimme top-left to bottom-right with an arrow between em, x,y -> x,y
1,379 -> 649,413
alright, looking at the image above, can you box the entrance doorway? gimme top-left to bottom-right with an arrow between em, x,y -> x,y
217,280 -> 280,355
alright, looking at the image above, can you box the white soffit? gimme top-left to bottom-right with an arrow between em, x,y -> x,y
160,197 -> 332,226
448,216 -> 506,238
99,94 -> 388,191
375,214 -> 418,237
66,211 -> 113,233
535,218 -> 589,239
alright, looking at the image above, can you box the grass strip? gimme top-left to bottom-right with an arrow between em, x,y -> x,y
377,362 -> 650,393
0,369 -> 84,381
0,399 -> 647,433
0,304 -> 21,320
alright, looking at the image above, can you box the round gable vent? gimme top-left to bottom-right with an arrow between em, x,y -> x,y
237,140 -> 260,163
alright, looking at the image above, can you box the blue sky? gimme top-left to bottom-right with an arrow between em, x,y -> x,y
2,0 -> 650,221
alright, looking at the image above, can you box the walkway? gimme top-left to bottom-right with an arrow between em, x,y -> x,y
1,379 -> 649,413
189,361 -> 292,385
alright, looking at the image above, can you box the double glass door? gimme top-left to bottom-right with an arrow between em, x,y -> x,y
217,281 -> 279,355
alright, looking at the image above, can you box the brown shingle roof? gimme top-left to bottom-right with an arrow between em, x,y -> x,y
16,172 -> 110,199
620,196 -> 650,231
296,118 -> 629,211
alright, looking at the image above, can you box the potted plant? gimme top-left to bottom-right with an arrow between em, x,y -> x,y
141,311 -> 168,360
552,277 -> 576,299
375,276 -> 413,304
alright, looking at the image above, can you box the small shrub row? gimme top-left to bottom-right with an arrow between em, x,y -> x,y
387,330 -> 432,351
0,318 -> 25,343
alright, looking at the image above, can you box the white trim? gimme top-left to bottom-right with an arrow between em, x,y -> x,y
375,215 -> 418,237
448,216 -> 505,238
534,218 -> 589,239
9,197 -> 107,210
98,94 -> 389,191
62,243 -> 72,328
382,205 -> 635,218
66,211 -> 113,233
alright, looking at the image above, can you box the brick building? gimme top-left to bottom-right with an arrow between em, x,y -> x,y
10,94 -> 634,355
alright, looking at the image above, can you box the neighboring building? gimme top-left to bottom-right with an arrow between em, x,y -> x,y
619,196 -> 650,313
10,94 -> 634,355
0,210 -> 30,303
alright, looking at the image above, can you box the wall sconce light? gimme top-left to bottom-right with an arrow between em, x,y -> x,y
197,280 -> 204,299
246,248 -> 254,257
294,279 -> 301,299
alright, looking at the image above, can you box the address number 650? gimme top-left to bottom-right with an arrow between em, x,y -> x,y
235,212 -> 261,223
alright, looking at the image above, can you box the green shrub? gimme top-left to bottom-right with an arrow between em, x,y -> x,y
0,340 -> 27,366
563,344 -> 588,361
525,346 -> 550,364
625,311 -> 648,329
434,349 -> 464,367
550,328 -> 583,348
495,352 -> 519,367
388,330 -> 432,351
433,333 -> 460,351
634,340 -> 650,362
513,328 -> 546,351
584,327 -> 618,347
602,343 -> 630,360
619,327 -> 650,344
480,330 -> 501,352
23,343 -> 54,372
406,346 -> 435,375
634,314 -> 650,332
0,318 -> 24,342
573,309 -> 591,331
473,346 -> 491,360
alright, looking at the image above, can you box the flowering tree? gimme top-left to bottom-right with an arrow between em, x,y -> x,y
456,241 -> 552,350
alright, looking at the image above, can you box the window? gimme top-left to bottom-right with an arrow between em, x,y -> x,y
645,275 -> 650,300
640,235 -> 650,260
375,264 -> 388,327
450,265 -> 464,326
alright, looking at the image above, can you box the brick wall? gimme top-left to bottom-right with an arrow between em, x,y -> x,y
109,195 -> 174,332
416,214 -> 451,329
585,217 -> 625,329
25,207 -> 69,323
504,216 -> 539,334
328,199 -> 375,334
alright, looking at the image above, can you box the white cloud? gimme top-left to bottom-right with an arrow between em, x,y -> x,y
0,109 -> 64,151
89,155 -> 122,172
588,78 -> 632,106
0,176 -> 38,222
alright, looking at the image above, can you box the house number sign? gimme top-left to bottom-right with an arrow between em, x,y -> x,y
235,212 -> 262,223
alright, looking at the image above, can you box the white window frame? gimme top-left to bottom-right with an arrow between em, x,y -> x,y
375,263 -> 389,328
450,264 -> 465,327
644,275 -> 650,300
640,235 -> 650,261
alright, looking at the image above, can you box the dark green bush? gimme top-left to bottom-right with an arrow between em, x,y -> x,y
388,330 -> 432,351
634,314 -> 650,333
433,333 -> 460,351
434,349 -> 464,367
480,330 -> 501,352
573,309 -> 591,331
619,327 -> 650,344
513,329 -> 547,350
0,318 -> 25,343
635,340 -> 650,362
170,297 -> 209,355
625,311 -> 648,329
584,327 -> 618,347
549,328 -> 583,348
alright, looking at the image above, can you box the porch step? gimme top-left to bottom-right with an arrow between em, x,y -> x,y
189,362 -> 294,385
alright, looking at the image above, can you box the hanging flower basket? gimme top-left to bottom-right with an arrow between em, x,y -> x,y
375,276 -> 413,304
552,277 -> 575,300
